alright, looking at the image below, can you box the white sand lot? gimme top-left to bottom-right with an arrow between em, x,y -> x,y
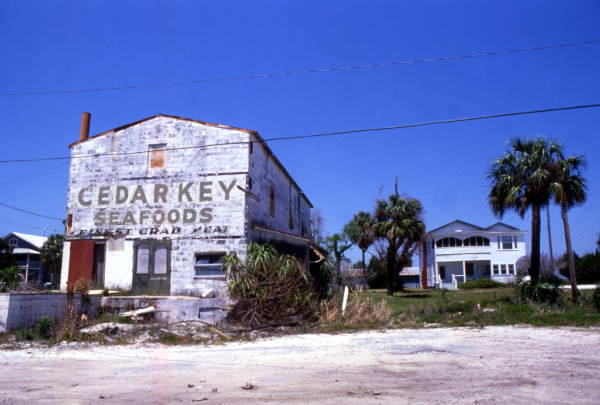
1,326 -> 599,404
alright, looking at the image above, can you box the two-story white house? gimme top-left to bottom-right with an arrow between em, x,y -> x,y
419,220 -> 527,289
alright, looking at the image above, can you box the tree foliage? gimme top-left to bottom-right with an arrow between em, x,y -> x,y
373,194 -> 425,295
40,234 -> 64,284
488,138 -> 561,284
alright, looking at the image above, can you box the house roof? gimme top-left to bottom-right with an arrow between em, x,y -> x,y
6,232 -> 47,249
426,219 -> 523,236
399,266 -> 421,276
68,114 -> 313,208
13,247 -> 41,255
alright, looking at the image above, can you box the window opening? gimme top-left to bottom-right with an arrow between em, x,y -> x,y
8,238 -> 17,247
136,245 -> 150,274
194,253 -> 225,277
148,143 -> 167,169
493,264 -> 499,275
269,185 -> 275,217
154,245 -> 168,274
501,236 -> 513,249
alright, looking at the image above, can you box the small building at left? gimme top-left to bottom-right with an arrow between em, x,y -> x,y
2,232 -> 48,284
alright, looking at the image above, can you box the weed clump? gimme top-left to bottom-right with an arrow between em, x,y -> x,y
225,243 -> 330,328
319,292 -> 392,326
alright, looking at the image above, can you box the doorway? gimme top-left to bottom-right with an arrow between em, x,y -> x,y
92,243 -> 106,288
132,240 -> 171,295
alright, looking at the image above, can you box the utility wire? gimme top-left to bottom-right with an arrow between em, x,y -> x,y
2,39 -> 600,97
0,202 -> 63,221
0,220 -> 61,233
0,102 -> 598,164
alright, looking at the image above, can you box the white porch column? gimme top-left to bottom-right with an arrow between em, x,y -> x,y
462,260 -> 466,282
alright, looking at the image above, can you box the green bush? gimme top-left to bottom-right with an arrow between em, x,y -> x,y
593,285 -> 600,313
461,278 -> 505,289
15,328 -> 36,341
36,316 -> 54,339
0,265 -> 21,291
515,281 -> 563,305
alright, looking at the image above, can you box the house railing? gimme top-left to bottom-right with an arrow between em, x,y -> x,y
452,274 -> 465,290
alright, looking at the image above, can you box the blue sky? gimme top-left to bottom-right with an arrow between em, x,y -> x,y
1,1 -> 599,262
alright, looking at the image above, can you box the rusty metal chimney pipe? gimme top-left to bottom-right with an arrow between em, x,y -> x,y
79,112 -> 91,141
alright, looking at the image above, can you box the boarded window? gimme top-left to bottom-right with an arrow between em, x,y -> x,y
136,245 -> 150,274
269,185 -> 275,217
194,253 -> 225,277
148,143 -> 167,169
67,213 -> 73,234
154,245 -> 168,274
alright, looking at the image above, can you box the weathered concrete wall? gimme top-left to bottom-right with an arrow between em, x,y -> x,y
100,296 -> 227,324
0,293 -> 100,332
247,134 -> 311,238
63,116 -> 250,296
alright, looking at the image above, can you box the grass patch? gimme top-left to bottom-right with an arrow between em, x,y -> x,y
362,287 -> 600,328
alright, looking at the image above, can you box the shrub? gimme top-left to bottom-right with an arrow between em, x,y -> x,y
225,243 -> 324,327
36,316 -> 54,339
593,285 -> 600,313
15,328 -> 36,341
515,281 -> 563,305
0,265 -> 21,291
460,278 -> 504,289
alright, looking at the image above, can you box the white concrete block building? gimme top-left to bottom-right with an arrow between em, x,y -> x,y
419,220 -> 527,289
60,113 -> 315,298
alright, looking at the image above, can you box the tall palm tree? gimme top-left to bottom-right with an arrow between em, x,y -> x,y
488,138 -> 559,285
345,211 -> 374,274
550,152 -> 587,302
373,194 -> 425,296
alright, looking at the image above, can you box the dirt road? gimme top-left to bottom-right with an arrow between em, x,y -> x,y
1,326 -> 599,404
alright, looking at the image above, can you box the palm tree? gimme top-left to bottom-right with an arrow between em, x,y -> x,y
345,211 -> 374,275
550,152 -> 587,302
488,138 -> 559,285
373,194 -> 425,295
40,234 -> 64,286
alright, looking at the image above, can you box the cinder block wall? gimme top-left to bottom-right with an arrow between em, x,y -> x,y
0,293 -> 100,332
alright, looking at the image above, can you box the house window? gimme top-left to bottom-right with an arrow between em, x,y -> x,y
463,236 -> 490,247
513,236 -> 518,249
269,185 -> 275,217
439,265 -> 446,280
435,237 -> 463,248
508,264 -> 515,274
501,236 -> 513,249
8,238 -> 17,247
194,253 -> 225,277
501,264 -> 507,274
148,143 -> 167,169
493,264 -> 499,275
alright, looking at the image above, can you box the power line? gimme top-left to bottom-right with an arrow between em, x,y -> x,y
2,39 -> 599,97
0,220 -> 61,234
0,102 -> 598,165
0,202 -> 63,221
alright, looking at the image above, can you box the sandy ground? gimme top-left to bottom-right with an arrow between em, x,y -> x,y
1,326 -> 599,404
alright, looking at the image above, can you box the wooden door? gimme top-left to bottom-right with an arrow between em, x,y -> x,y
132,240 -> 171,296
68,240 -> 94,288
